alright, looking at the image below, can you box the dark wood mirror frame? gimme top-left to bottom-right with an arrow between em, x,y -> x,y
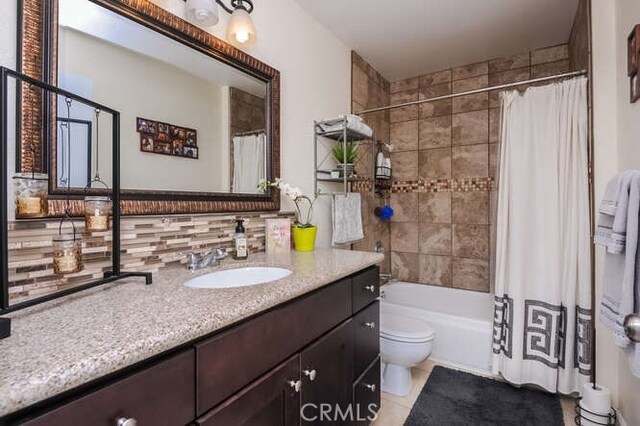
17,0 -> 280,215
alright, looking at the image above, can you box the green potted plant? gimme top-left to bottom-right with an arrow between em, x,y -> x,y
258,179 -> 321,251
331,142 -> 358,178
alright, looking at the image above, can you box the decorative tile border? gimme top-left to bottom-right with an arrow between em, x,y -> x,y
336,177 -> 495,195
391,177 -> 495,193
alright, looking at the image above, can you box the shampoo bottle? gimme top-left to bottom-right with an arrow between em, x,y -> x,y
233,219 -> 248,260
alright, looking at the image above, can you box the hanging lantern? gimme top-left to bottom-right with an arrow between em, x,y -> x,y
53,97 -> 83,275
52,230 -> 83,275
84,195 -> 111,232
13,172 -> 48,218
83,109 -> 112,232
14,85 -> 49,218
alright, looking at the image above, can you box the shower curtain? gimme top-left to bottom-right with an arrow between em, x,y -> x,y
232,133 -> 266,193
492,77 -> 591,394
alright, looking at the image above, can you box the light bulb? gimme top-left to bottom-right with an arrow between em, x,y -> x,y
186,0 -> 219,27
227,7 -> 256,48
235,31 -> 249,43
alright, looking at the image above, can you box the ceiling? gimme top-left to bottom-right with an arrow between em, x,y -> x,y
295,0 -> 579,82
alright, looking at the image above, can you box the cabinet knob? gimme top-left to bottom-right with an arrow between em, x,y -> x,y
365,383 -> 376,392
303,369 -> 317,381
364,321 -> 376,330
364,285 -> 376,293
288,379 -> 302,392
116,418 -> 137,426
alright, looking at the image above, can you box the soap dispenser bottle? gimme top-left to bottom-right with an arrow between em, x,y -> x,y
233,219 -> 248,260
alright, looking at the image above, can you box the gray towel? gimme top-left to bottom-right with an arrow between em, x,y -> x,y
331,193 -> 364,245
598,172 -> 640,346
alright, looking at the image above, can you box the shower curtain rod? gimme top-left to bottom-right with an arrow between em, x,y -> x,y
358,69 -> 587,114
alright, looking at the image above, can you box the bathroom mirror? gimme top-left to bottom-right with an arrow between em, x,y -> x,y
18,0 -> 280,214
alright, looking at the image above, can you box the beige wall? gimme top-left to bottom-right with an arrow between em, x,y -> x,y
59,27 -> 230,192
592,0 -> 640,424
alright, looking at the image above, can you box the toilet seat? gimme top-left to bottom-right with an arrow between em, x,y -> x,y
380,313 -> 435,343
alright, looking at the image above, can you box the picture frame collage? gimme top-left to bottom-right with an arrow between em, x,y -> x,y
629,24 -> 640,103
137,117 -> 199,159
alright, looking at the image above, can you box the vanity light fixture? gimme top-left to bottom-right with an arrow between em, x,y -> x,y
184,0 -> 256,48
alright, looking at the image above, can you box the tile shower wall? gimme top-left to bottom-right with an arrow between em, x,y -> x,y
229,87 -> 266,136
387,43 -> 571,293
8,211 -> 294,303
351,51 -> 391,274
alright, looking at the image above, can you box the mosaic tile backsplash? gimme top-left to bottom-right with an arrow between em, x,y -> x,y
8,211 -> 294,303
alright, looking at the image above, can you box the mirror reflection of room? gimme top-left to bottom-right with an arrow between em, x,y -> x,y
56,0 -> 267,194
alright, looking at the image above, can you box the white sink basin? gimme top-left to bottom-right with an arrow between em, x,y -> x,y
183,267 -> 292,289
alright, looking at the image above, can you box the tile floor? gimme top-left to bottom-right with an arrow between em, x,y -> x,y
372,360 -> 576,426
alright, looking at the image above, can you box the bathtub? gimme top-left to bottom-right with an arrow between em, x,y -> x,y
381,281 -> 495,376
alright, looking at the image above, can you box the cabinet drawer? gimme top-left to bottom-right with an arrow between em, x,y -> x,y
195,355 -> 300,426
352,267 -> 379,313
353,301 -> 380,379
24,350 -> 195,426
196,280 -> 351,415
353,357 -> 381,426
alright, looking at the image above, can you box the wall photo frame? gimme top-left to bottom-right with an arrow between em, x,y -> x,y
628,24 -> 640,103
137,117 -> 199,160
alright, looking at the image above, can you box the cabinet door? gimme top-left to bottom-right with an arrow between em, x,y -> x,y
353,301 -> 380,379
300,320 -> 353,425
195,355 -> 301,426
353,358 -> 381,426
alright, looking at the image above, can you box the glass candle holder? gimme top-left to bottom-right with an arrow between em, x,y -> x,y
84,196 -> 111,232
52,233 -> 83,275
13,173 -> 49,218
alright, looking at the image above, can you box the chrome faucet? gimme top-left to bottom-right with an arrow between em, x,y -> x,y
185,248 -> 227,270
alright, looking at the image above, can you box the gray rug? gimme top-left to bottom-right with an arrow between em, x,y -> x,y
404,366 -> 564,426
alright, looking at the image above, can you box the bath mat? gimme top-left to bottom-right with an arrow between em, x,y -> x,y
404,366 -> 564,426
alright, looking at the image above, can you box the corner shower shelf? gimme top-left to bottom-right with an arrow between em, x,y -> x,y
313,117 -> 375,195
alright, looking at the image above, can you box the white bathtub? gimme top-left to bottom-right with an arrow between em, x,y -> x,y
381,281 -> 495,376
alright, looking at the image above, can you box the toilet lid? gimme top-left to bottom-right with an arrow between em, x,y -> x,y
380,313 -> 435,342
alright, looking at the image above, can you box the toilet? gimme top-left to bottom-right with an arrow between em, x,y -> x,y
380,311 -> 435,396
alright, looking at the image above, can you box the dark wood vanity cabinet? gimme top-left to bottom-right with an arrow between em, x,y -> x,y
14,266 -> 380,426
22,350 -> 196,426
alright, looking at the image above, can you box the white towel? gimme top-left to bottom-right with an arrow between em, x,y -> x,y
597,172 -> 640,346
331,193 -> 364,245
608,171 -> 637,254
318,114 -> 373,138
594,174 -> 623,246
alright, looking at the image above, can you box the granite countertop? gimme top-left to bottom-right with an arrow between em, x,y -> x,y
0,249 -> 383,417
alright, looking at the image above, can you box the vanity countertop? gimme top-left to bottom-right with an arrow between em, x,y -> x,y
0,249 -> 383,417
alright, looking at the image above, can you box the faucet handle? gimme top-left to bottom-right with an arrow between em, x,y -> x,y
213,248 -> 227,260
185,252 -> 198,270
